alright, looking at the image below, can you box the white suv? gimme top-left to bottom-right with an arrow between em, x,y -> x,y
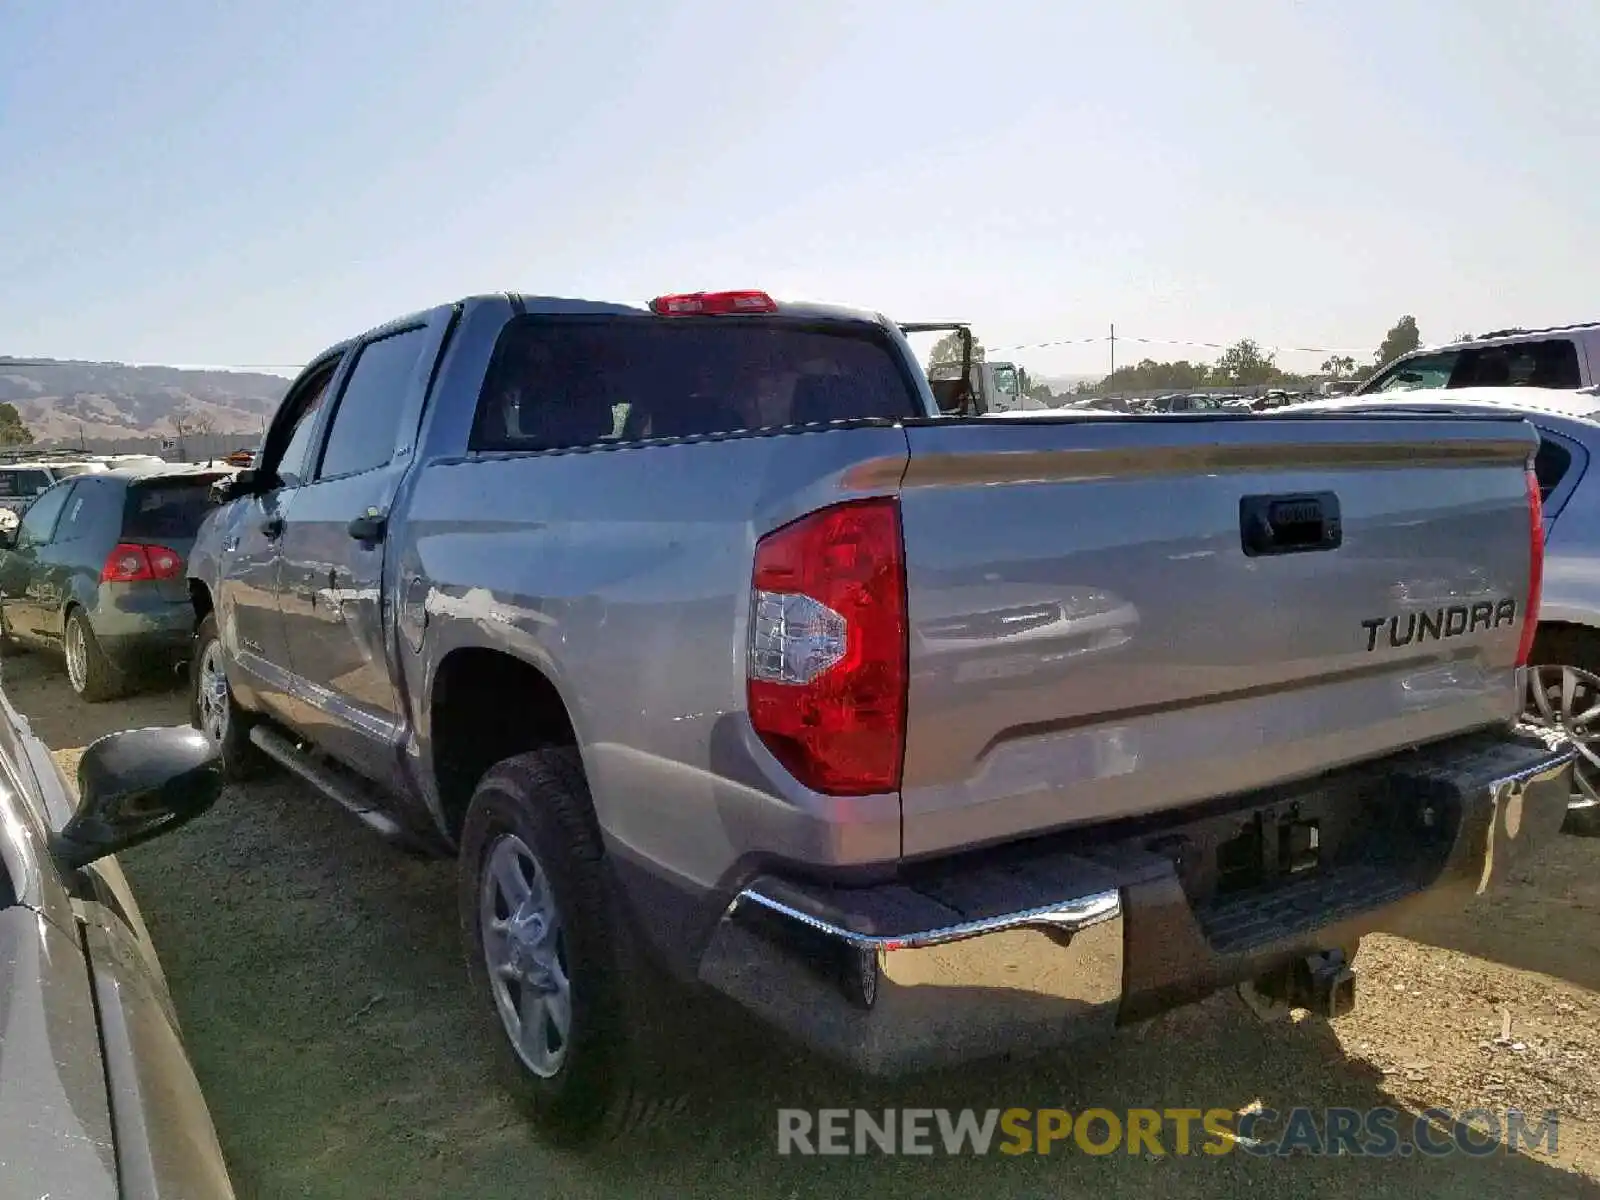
0,460 -> 109,529
1357,323 -> 1600,395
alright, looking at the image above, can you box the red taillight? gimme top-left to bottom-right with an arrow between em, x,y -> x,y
649,290 -> 778,316
746,499 -> 908,796
1517,466 -> 1544,668
101,543 -> 183,583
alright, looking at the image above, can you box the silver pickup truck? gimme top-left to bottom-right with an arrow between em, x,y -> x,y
186,290 -> 1573,1143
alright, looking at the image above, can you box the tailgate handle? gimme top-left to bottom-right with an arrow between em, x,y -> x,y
1240,492 -> 1342,557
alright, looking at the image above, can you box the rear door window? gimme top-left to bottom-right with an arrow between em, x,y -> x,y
470,317 -> 919,452
122,480 -> 220,541
54,484 -> 101,544
316,328 -> 429,480
1449,339 -> 1582,389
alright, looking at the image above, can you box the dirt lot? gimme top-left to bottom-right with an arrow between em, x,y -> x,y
11,651 -> 1600,1198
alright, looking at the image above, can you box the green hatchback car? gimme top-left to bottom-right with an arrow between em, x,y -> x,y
0,466 -> 227,701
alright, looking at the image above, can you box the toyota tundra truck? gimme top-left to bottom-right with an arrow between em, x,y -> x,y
185,290 -> 1573,1143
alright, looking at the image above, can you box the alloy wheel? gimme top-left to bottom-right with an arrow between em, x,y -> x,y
196,640 -> 231,745
479,833 -> 572,1079
64,618 -> 88,695
1524,663 -> 1600,815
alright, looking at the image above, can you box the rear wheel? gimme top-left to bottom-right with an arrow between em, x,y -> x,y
63,609 -> 120,702
459,749 -> 679,1145
190,613 -> 265,780
0,596 -> 25,657
1523,627 -> 1600,836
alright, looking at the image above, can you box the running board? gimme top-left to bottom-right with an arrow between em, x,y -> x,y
248,725 -> 431,853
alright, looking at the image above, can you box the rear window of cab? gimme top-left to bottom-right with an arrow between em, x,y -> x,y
469,316 -> 919,453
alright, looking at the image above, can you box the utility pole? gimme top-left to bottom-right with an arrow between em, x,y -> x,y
1109,324 -> 1116,378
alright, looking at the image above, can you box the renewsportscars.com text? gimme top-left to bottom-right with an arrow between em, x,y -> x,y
777,1106 -> 1561,1158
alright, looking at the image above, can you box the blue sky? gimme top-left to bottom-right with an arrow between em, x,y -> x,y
2,0 -> 1597,379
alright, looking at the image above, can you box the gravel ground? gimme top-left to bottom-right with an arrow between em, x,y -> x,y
10,651 -> 1600,1198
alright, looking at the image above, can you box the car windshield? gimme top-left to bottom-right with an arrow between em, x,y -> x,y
991,365 -> 1019,395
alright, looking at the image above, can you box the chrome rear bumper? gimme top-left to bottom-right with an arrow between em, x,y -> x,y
697,729 -> 1573,1076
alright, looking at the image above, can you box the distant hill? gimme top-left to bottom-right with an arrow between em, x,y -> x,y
1037,373 -> 1099,394
0,357 -> 289,445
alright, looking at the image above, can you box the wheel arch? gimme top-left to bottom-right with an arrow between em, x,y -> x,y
426,645 -> 585,844
189,578 -> 215,626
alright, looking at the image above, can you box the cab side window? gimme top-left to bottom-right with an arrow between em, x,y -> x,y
264,359 -> 341,489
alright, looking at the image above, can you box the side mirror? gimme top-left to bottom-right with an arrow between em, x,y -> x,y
50,727 -> 222,872
211,468 -> 260,505
0,527 -> 14,550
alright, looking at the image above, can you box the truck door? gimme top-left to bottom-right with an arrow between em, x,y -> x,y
215,355 -> 343,718
275,313 -> 450,791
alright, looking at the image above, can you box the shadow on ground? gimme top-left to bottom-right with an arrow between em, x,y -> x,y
1,649 -> 189,748
7,661 -> 1596,1199
1381,845 -> 1600,994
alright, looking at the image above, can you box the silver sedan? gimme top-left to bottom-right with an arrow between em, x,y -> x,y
1297,386 -> 1600,835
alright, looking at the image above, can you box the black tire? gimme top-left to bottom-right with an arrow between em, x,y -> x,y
63,608 -> 121,702
1526,626 -> 1600,837
190,613 -> 266,780
458,749 -> 679,1145
0,599 -> 26,658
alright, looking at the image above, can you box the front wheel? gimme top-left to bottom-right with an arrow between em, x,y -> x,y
190,613 -> 265,780
458,749 -> 679,1145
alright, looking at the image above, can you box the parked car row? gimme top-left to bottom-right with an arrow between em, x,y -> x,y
1073,389 -> 1322,415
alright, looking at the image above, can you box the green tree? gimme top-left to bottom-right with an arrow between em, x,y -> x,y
1084,357 -> 1213,394
0,403 -> 33,446
1212,339 -> 1278,386
1015,366 -> 1053,403
926,331 -> 985,370
1321,354 -> 1358,380
1374,316 -> 1421,367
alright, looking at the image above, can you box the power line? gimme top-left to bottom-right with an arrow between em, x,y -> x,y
2,328 -> 1375,375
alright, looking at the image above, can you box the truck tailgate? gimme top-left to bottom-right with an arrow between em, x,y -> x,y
896,414 -> 1538,857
